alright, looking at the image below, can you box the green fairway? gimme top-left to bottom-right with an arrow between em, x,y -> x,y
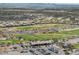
16,24 -> 64,30
0,39 -> 21,44
58,29 -> 79,35
15,33 -> 71,41
73,44 -> 79,49
0,26 -> 79,44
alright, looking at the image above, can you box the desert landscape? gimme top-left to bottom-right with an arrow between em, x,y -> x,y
0,3 -> 79,55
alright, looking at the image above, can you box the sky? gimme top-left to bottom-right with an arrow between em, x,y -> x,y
0,0 -> 79,3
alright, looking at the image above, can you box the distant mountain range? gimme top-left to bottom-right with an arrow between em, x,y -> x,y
0,3 -> 79,9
